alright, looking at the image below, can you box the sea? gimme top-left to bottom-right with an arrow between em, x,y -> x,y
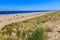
0,10 -> 54,14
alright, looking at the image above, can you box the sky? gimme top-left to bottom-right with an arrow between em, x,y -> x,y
0,0 -> 60,11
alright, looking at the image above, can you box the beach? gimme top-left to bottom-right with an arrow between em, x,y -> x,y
0,12 -> 50,29
0,11 -> 60,40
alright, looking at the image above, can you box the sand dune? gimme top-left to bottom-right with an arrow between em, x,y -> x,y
0,11 -> 60,40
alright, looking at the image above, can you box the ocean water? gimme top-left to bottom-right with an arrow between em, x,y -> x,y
0,10 -> 53,14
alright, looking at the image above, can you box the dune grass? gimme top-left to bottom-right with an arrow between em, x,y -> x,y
0,11 -> 60,40
0,27 -> 50,40
28,27 -> 47,40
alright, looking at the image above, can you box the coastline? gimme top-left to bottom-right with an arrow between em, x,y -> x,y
0,12 -> 52,29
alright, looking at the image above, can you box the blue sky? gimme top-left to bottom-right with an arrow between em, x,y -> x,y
0,0 -> 60,11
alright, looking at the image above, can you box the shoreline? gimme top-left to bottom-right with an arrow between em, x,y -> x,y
0,10 -> 54,14
0,12 -> 53,29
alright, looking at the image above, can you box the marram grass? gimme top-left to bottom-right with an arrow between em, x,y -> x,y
28,27 -> 47,40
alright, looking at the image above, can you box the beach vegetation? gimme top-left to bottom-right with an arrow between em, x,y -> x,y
0,11 -> 60,40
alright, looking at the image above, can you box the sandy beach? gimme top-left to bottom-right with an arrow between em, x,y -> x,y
0,12 -> 50,29
0,11 -> 60,40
